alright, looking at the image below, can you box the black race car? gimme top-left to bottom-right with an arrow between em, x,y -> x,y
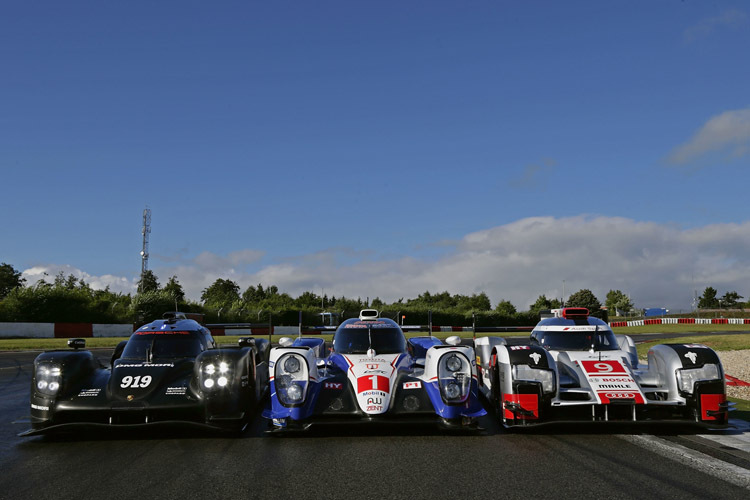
22,313 -> 269,436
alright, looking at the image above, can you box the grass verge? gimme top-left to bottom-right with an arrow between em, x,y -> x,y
634,334 -> 750,359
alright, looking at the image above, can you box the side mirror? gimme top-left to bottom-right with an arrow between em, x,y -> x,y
238,337 -> 256,348
445,335 -> 461,346
68,338 -> 86,350
278,337 -> 294,348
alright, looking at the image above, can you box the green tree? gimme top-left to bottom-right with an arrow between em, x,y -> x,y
566,289 -> 602,311
163,275 -> 185,302
720,291 -> 743,309
698,287 -> 719,309
605,289 -> 633,314
201,279 -> 240,309
529,295 -> 553,313
137,270 -> 160,293
0,263 -> 25,299
495,299 -> 517,316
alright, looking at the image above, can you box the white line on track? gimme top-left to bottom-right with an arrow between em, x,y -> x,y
620,434 -> 750,490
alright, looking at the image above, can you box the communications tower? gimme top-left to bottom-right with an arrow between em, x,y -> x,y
139,208 -> 151,292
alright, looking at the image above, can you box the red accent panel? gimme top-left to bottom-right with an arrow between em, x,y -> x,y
357,375 -> 390,393
54,323 -> 93,338
580,360 -> 627,374
725,374 -> 750,387
598,390 -> 645,404
209,327 -> 225,336
700,393 -> 726,421
562,308 -> 589,319
503,393 -> 539,420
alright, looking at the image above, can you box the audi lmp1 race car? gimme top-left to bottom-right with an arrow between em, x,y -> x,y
475,308 -> 728,427
22,313 -> 269,436
263,309 -> 486,431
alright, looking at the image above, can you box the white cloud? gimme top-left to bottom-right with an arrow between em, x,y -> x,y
21,218 -> 750,312
684,9 -> 747,43
22,264 -> 136,294
668,108 -> 750,165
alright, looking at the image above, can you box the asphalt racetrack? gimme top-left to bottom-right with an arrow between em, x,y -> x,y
1,349 -> 748,500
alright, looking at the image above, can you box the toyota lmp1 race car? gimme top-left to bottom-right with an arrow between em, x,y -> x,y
263,309 -> 486,432
475,308 -> 729,428
22,313 -> 269,436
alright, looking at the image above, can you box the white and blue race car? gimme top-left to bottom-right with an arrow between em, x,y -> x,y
475,308 -> 729,427
263,309 -> 486,431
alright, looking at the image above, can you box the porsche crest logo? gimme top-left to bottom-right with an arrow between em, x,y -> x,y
127,395 -> 134,401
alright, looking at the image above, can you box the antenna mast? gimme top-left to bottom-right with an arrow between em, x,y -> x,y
139,208 -> 151,292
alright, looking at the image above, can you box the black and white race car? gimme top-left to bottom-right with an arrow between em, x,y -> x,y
22,313 -> 269,436
475,308 -> 728,427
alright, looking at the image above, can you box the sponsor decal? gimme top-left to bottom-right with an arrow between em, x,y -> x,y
366,397 -> 383,405
166,386 -> 187,395
357,375 -> 390,393
510,346 -> 530,350
684,352 -> 698,364
116,363 -> 174,368
366,364 -> 379,370
365,405 -> 383,412
324,382 -> 343,390
364,370 -> 387,374
683,344 -> 707,349
578,360 -> 645,404
359,390 -> 387,397
529,352 -> 541,364
31,403 -> 49,411
403,381 -> 422,389
77,388 -> 101,397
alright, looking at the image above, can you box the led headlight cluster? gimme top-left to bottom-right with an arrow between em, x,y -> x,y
512,364 -> 556,395
35,363 -> 62,396
201,360 -> 231,390
275,354 -> 308,405
676,364 -> 721,395
438,353 -> 471,403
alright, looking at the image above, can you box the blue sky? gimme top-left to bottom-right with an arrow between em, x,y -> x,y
2,1 -> 750,311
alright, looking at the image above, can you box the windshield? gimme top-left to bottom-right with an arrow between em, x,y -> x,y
121,331 -> 206,359
537,330 -> 619,351
333,323 -> 406,355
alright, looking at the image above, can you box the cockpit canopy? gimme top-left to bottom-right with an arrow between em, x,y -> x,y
122,330 -> 209,359
332,318 -> 406,355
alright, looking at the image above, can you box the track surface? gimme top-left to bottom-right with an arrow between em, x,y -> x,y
1,350 -> 748,500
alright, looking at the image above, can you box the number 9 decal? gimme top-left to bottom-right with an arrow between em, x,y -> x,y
593,362 -> 613,373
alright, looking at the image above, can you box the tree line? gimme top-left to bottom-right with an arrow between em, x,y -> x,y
0,262 -> 746,325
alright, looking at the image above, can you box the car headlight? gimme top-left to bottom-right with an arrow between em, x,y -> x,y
201,360 -> 231,391
35,363 -> 62,396
275,354 -> 308,405
438,352 -> 471,403
512,364 -> 556,395
676,364 -> 721,395
445,354 -> 462,372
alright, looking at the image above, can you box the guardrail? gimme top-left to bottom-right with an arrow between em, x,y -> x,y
609,318 -> 750,327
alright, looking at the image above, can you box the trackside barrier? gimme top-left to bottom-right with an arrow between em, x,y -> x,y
0,322 -> 134,338
610,317 -> 750,328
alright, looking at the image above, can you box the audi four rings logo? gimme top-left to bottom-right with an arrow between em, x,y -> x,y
605,392 -> 634,399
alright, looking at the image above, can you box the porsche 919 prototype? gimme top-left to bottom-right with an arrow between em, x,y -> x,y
23,313 -> 269,436
263,309 -> 486,431
475,308 -> 728,427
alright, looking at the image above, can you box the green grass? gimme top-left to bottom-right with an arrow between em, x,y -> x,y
634,334 -> 750,358
729,398 -> 750,423
0,330 -> 533,351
